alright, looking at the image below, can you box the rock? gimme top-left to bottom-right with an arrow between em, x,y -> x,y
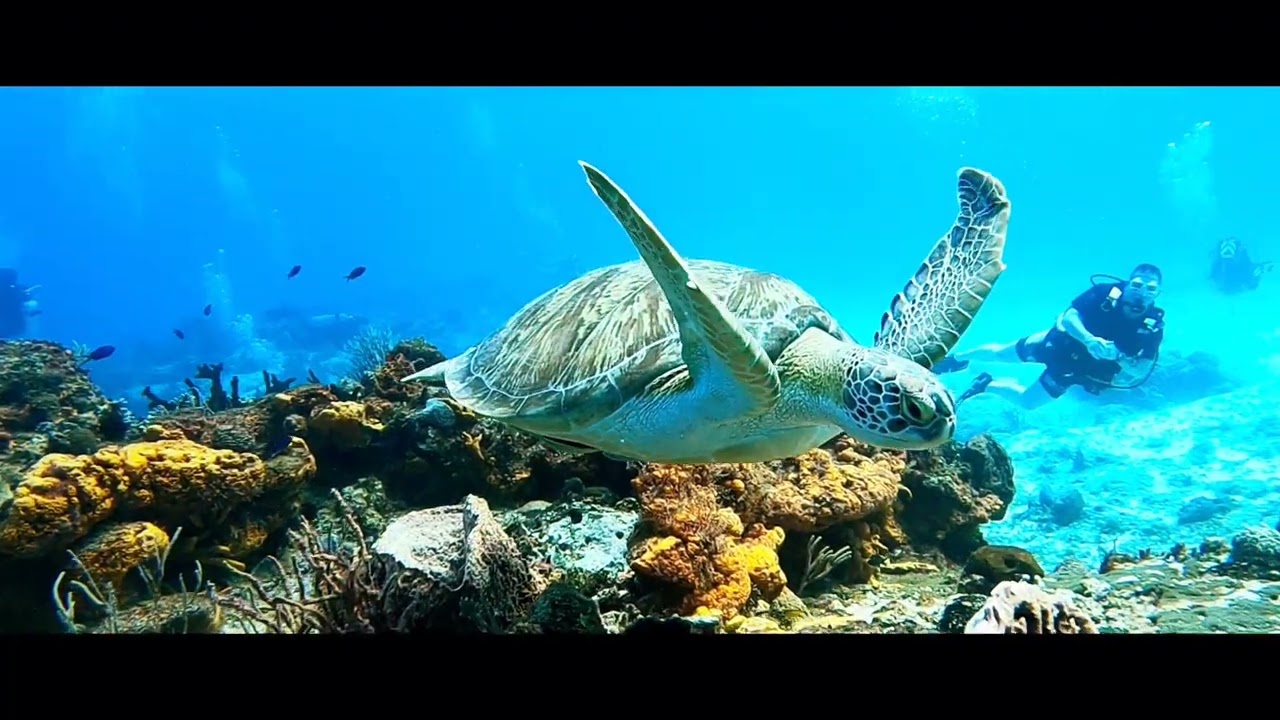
523,582 -> 606,634
367,495 -> 546,633
87,592 -> 222,634
622,614 -> 720,635
1037,483 -> 1085,526
417,399 -> 457,431
964,580 -> 1097,634
508,501 -> 638,596
1177,496 -> 1233,526
937,594 -> 988,634
1219,526 -> 1280,579
560,476 -> 586,500
959,545 -> 1045,595
726,615 -> 782,634
766,587 -> 810,626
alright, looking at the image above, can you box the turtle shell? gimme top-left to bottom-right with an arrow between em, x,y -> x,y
441,258 -> 849,435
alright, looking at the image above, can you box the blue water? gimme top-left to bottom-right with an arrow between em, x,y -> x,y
1,87 -> 1277,568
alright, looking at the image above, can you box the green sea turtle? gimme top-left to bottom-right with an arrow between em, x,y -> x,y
403,161 -> 1011,464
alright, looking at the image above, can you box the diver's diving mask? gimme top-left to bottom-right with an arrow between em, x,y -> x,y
1128,278 -> 1159,295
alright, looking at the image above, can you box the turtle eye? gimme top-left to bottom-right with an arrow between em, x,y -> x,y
901,395 -> 936,426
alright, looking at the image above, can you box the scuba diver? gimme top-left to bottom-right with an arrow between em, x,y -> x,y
0,268 -> 39,340
933,263 -> 1166,409
1210,236 -> 1272,294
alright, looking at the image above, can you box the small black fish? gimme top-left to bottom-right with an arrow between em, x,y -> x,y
85,345 -> 115,361
203,304 -> 212,316
345,266 -> 366,281
264,433 -> 292,459
173,329 -> 185,340
288,265 -> 302,279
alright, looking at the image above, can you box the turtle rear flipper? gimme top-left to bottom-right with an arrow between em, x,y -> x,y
579,161 -> 781,418
873,167 -> 1012,369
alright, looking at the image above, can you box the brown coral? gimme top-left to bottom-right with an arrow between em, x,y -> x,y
630,467 -> 786,620
900,433 -> 1016,562
146,385 -> 342,456
0,430 -> 316,558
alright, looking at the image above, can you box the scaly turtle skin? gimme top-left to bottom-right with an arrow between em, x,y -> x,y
403,162 -> 1011,464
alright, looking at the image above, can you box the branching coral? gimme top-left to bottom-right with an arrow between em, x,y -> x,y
343,325 -> 396,379
140,365 -> 299,415
796,535 -> 853,596
216,491 -> 380,634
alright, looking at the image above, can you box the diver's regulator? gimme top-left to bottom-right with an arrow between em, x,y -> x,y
1098,280 -> 1164,333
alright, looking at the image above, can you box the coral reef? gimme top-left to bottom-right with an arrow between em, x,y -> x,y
0,340 -> 129,472
7,334 -> 1238,635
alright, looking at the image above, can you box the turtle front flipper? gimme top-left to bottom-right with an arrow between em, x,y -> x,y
578,161 -> 782,417
873,167 -> 1012,369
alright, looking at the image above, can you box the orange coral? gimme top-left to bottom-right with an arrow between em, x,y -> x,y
738,438 -> 905,532
71,521 -> 170,592
0,430 -> 316,558
635,438 -> 905,535
630,466 -> 786,619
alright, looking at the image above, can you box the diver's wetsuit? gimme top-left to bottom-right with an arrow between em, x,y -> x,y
1211,241 -> 1272,294
0,269 -> 27,339
1015,282 -> 1164,398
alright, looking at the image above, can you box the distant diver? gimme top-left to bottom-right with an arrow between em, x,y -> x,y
935,263 -> 1166,409
1210,236 -> 1272,294
0,268 -> 38,340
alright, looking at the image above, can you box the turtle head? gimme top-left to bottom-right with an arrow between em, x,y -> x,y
829,345 -> 956,450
